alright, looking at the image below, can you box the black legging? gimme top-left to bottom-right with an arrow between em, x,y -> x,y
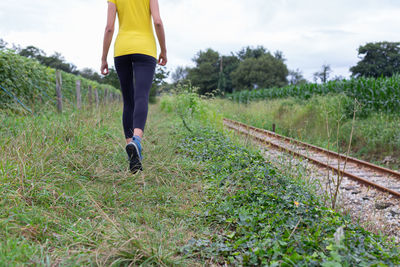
114,54 -> 156,139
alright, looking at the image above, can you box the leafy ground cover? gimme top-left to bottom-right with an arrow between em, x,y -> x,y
175,125 -> 400,266
0,104 -> 206,266
160,90 -> 400,266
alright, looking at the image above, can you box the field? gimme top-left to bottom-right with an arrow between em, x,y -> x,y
1,103 -> 209,265
1,96 -> 400,265
227,75 -> 400,116
2,51 -> 400,265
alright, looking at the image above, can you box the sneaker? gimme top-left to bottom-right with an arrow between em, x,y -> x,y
126,138 -> 143,173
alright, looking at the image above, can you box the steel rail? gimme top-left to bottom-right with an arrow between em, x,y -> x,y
224,118 -> 400,199
224,118 -> 400,179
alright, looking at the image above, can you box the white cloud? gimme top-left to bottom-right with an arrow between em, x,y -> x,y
1,0 -> 400,81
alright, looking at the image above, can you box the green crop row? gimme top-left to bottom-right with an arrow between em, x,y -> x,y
0,49 -> 120,112
227,75 -> 400,116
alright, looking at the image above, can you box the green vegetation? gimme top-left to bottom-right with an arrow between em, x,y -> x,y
0,104 -> 207,265
172,41 -> 400,96
2,82 -> 400,265
0,50 -> 120,113
174,46 -> 290,95
350,42 -> 400,78
0,38 -> 121,89
227,75 -> 400,116
160,91 -> 400,266
210,96 -> 400,169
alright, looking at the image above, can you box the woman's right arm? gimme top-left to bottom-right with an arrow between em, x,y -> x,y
150,0 -> 167,66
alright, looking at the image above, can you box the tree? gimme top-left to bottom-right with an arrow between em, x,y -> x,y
274,50 -> 286,62
19,45 -> 45,59
39,52 -> 78,74
171,66 -> 188,84
237,46 -> 268,60
313,64 -> 332,83
0,39 -> 8,50
79,68 -> 102,83
288,69 -> 307,85
149,66 -> 169,103
350,42 -> 400,78
232,53 -> 288,90
18,46 -> 78,74
219,55 -> 240,93
187,48 -> 221,95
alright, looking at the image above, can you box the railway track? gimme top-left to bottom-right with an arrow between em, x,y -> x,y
223,118 -> 400,199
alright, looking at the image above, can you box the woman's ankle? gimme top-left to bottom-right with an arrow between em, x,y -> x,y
133,135 -> 142,143
126,138 -> 133,145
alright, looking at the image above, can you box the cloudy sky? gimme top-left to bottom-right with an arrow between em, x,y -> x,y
1,0 -> 399,81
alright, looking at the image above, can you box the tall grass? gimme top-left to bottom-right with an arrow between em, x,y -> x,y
0,103 -> 206,265
227,75 -> 400,116
211,95 -> 400,169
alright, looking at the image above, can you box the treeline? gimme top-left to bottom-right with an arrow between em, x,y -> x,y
172,46 -> 296,95
0,38 -> 120,90
172,42 -> 400,95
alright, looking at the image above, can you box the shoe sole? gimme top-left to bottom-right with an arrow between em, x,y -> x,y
126,143 -> 143,173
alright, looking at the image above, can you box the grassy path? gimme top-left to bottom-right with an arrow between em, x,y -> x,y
0,104 -> 205,266
2,101 -> 400,266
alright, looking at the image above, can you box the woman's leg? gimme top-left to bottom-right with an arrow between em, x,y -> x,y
114,55 -> 135,145
132,54 -> 157,137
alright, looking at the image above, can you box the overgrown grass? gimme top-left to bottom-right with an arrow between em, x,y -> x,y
0,104 -> 206,266
3,89 -> 400,265
209,95 -> 400,169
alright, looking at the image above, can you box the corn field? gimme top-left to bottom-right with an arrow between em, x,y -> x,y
227,75 -> 400,115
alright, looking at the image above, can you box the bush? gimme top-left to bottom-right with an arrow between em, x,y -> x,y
160,82 -> 223,131
0,50 -> 120,112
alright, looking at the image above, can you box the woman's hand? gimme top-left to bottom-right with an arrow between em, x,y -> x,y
101,60 -> 109,75
158,51 -> 167,66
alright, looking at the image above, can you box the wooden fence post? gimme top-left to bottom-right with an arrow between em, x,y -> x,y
94,88 -> 99,108
76,80 -> 81,109
88,85 -> 93,107
56,70 -> 63,113
104,88 -> 108,104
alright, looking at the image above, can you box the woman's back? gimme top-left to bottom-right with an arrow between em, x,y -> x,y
101,0 -> 167,173
108,0 -> 157,58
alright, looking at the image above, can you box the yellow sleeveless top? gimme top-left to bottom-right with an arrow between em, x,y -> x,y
107,0 -> 157,59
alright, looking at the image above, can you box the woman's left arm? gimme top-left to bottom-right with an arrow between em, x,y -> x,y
101,2 -> 117,75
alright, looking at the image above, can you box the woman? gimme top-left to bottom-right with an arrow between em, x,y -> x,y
101,0 -> 167,173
